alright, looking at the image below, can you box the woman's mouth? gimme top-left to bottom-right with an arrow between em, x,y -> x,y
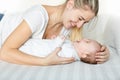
71,22 -> 76,27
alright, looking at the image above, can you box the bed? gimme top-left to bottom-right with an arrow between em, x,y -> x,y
0,14 -> 120,80
0,0 -> 120,80
0,53 -> 120,80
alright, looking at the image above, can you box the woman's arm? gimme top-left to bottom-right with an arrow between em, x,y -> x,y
0,20 -> 74,66
0,20 -> 44,65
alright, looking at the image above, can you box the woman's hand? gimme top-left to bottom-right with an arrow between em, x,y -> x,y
43,47 -> 75,66
95,45 -> 110,64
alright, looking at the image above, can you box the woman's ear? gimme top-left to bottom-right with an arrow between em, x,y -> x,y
66,0 -> 74,10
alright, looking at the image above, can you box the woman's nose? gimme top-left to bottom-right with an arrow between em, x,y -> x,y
76,21 -> 84,28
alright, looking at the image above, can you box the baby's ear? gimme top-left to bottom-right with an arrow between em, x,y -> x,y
81,52 -> 91,58
81,53 -> 87,58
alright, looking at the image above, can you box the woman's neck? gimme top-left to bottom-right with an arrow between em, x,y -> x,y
42,5 -> 66,39
42,4 -> 65,26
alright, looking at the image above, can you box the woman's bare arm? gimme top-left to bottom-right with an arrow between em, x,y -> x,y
0,20 -> 74,66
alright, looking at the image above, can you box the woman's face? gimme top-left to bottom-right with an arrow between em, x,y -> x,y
62,1 -> 95,29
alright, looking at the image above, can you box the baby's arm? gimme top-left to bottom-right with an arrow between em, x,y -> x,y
54,35 -> 66,47
51,27 -> 71,47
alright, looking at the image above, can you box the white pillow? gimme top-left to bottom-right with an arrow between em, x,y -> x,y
104,15 -> 120,55
82,15 -> 109,44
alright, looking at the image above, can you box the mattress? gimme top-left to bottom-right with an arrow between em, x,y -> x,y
0,48 -> 120,80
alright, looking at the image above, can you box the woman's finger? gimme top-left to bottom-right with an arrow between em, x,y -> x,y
100,45 -> 106,51
97,61 -> 105,64
95,55 -> 106,59
95,55 -> 109,63
95,52 -> 109,59
60,57 -> 75,62
96,52 -> 106,56
96,58 -> 106,62
95,53 -> 109,60
60,59 -> 75,64
52,57 -> 75,65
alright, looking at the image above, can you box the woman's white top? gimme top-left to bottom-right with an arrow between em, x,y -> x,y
0,4 -> 48,47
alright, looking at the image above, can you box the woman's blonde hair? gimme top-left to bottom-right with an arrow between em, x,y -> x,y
69,0 -> 99,41
67,0 -> 99,16
70,27 -> 83,41
75,0 -> 99,15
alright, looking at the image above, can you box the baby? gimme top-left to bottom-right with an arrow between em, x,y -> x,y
73,38 -> 101,64
19,35 -> 101,64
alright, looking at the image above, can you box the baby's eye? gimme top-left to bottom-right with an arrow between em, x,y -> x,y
85,40 -> 90,43
85,39 -> 91,43
76,40 -> 80,43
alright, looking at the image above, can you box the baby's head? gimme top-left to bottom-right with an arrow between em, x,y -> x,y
73,38 -> 101,64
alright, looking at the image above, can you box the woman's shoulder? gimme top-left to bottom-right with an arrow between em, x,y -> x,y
24,4 -> 48,17
22,4 -> 49,35
23,4 -> 49,24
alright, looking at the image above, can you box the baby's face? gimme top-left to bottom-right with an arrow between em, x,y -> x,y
73,38 -> 101,64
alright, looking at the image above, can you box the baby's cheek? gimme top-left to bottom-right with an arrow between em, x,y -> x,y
81,54 -> 87,58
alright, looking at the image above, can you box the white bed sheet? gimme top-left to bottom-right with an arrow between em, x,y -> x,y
0,48 -> 120,80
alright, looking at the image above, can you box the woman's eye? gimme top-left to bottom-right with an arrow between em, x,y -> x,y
85,41 -> 90,43
79,18 -> 82,21
86,41 -> 89,43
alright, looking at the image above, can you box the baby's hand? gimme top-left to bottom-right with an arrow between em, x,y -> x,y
59,35 -> 66,42
55,35 -> 66,47
51,35 -> 57,39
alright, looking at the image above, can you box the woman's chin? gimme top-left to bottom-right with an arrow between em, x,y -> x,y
64,26 -> 70,29
64,24 -> 73,29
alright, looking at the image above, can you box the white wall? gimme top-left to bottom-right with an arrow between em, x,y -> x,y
0,0 -> 65,13
99,0 -> 120,16
0,0 -> 120,16
0,0 -> 40,13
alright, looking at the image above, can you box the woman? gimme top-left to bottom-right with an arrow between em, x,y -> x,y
0,0 -> 109,66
